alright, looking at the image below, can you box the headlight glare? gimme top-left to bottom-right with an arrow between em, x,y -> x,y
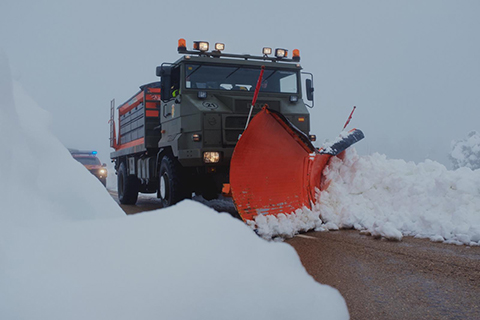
194,41 -> 209,52
204,152 -> 220,163
275,48 -> 288,58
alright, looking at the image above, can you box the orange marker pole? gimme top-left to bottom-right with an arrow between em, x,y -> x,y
343,106 -> 356,130
245,66 -> 265,130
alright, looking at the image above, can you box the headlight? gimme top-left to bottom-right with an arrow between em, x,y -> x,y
197,91 -> 207,99
204,152 -> 220,163
99,169 -> 107,175
275,48 -> 288,58
194,41 -> 209,52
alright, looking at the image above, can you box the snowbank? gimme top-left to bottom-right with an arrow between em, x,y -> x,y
0,52 -> 123,226
0,52 -> 348,319
2,202 -> 348,320
254,148 -> 480,246
318,149 -> 480,245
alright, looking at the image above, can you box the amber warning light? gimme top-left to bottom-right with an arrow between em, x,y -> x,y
293,49 -> 300,61
178,38 -> 187,52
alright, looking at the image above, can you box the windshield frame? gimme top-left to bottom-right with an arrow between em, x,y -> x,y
182,62 -> 300,95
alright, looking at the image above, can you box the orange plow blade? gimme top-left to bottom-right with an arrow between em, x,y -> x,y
230,107 -> 332,221
230,106 -> 364,222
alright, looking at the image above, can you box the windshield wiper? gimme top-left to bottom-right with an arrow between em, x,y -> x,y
263,69 -> 277,81
226,67 -> 240,79
187,65 -> 203,78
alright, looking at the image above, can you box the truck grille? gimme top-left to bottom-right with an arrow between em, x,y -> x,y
225,116 -> 248,128
234,100 -> 280,113
224,100 -> 281,145
224,115 -> 247,144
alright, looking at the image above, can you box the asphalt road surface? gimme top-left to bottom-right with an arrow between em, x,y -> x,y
110,190 -> 480,320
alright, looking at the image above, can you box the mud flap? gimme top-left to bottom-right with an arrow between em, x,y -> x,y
230,106 -> 363,222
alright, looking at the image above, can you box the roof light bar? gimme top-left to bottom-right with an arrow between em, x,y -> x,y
177,38 -> 300,62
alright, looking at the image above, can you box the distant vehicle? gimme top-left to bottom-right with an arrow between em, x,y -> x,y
69,149 -> 107,187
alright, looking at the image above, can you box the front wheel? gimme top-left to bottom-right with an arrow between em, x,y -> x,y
158,155 -> 190,207
118,162 -> 139,205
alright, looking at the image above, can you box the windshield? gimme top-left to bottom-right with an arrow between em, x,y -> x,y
185,64 -> 298,94
74,156 -> 101,166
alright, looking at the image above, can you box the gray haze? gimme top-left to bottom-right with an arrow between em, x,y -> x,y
1,0 -> 479,167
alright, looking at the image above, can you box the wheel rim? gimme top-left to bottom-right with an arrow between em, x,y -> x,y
160,173 -> 168,200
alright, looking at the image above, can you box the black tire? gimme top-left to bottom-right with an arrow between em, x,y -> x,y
118,162 -> 139,205
158,155 -> 190,207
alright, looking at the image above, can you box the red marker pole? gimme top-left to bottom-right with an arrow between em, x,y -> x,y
245,66 -> 265,130
343,106 -> 356,130
251,65 -> 265,106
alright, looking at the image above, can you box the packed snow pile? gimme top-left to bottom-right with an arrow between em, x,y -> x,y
0,52 -> 123,226
0,52 -> 348,319
2,202 -> 348,320
318,149 -> 480,245
450,131 -> 480,170
254,148 -> 480,246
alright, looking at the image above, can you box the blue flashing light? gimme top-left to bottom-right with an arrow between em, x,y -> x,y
92,151 -> 98,155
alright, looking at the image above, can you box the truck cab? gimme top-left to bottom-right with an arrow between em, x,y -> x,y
110,39 -> 315,206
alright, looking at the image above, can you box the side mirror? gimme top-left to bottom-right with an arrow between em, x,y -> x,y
306,78 -> 314,101
158,65 -> 172,102
102,163 -> 107,167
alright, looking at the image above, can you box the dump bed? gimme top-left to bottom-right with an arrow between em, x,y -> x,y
110,82 -> 161,158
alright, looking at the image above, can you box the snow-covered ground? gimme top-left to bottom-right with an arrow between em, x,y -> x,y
0,52 -> 348,319
254,149 -> 480,246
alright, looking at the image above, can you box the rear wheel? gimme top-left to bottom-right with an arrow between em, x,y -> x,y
158,155 -> 190,207
118,162 -> 139,205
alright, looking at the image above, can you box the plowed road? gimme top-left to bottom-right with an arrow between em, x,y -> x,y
110,190 -> 480,320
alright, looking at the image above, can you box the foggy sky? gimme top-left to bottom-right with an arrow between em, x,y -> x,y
1,0 -> 479,167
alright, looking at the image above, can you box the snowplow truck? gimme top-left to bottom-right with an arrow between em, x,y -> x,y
110,39 -> 363,222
